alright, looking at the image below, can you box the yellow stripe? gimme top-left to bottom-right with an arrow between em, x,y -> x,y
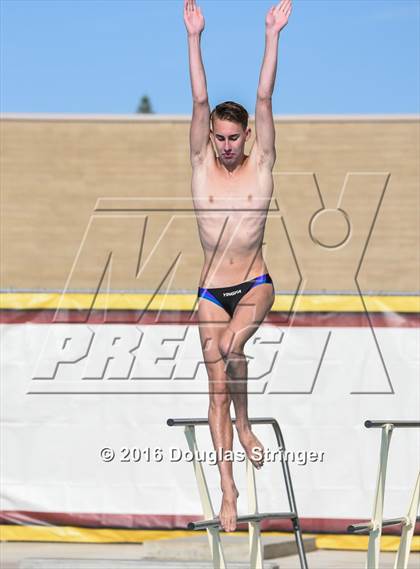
1,293 -> 419,313
0,525 -> 196,543
315,534 -> 420,552
0,526 -> 419,551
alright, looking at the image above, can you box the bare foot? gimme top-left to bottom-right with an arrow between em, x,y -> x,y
236,425 -> 265,469
219,484 -> 239,532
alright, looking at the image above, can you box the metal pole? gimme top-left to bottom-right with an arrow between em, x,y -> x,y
272,421 -> 308,569
366,423 -> 393,569
394,472 -> 420,569
184,425 -> 227,569
246,458 -> 264,569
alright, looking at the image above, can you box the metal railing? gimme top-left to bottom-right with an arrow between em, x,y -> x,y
167,417 -> 308,569
347,420 -> 420,569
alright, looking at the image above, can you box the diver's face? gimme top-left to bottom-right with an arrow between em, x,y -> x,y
211,118 -> 250,168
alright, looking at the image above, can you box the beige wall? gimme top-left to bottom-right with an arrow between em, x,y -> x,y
1,115 -> 419,293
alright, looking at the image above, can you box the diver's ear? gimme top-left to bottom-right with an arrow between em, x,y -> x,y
209,130 -> 218,154
245,127 -> 251,141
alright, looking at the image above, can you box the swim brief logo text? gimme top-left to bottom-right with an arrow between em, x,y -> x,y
223,289 -> 242,297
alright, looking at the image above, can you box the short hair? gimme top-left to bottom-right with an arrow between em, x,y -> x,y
210,101 -> 249,131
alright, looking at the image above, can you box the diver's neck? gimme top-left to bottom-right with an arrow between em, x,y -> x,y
218,154 -> 248,174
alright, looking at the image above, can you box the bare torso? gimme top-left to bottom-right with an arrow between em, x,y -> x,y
192,145 -> 273,288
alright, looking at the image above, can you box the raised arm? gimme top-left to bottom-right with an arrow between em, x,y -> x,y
183,0 -> 211,166
255,0 -> 292,168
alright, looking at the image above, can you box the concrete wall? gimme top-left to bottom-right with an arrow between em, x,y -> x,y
1,115 -> 419,292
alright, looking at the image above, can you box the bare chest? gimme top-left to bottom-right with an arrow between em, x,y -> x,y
192,162 -> 272,213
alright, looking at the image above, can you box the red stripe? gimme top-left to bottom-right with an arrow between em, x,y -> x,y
0,310 -> 418,327
1,511 -> 419,535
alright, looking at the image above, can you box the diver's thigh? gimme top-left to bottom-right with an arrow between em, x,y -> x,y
225,284 -> 275,349
197,298 -> 231,379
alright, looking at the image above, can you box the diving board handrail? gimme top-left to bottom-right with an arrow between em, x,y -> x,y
347,420 -> 420,569
168,416 -> 308,569
364,420 -> 420,429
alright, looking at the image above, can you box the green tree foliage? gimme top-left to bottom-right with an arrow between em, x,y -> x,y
137,95 -> 154,114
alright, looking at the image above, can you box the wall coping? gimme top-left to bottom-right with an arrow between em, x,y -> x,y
1,113 -> 419,123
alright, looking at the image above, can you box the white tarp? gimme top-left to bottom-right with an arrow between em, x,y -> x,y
1,322 -> 419,527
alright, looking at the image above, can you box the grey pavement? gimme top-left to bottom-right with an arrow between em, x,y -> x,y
1,541 -> 419,569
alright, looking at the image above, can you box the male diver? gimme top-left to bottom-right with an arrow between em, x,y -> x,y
184,0 -> 292,532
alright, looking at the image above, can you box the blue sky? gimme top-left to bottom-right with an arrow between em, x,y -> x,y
1,0 -> 419,115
